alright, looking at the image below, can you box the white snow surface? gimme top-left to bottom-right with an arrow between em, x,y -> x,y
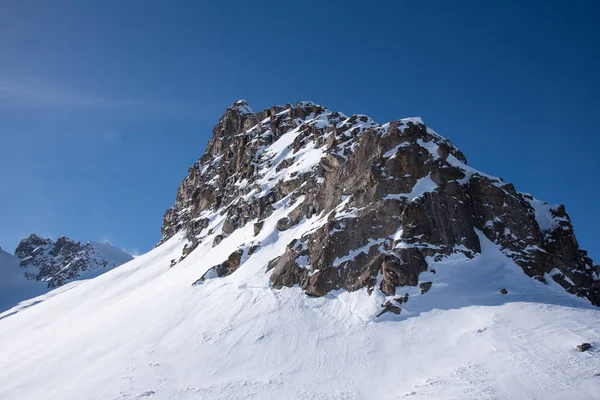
0,248 -> 49,313
90,241 -> 136,270
523,195 -> 565,232
231,100 -> 253,115
384,174 -> 438,201
0,210 -> 599,399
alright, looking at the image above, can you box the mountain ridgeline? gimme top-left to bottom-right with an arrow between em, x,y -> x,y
0,234 -> 134,313
160,100 -> 599,306
13,234 -> 133,288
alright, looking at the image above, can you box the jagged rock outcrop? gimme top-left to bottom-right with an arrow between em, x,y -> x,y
161,100 -> 600,306
192,249 -> 244,285
14,234 -> 133,288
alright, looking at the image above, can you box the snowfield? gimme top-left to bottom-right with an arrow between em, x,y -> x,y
0,207 -> 599,400
0,247 -> 49,313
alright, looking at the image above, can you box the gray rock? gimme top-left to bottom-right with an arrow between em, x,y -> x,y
276,217 -> 292,231
194,249 -> 244,285
420,282 -> 433,294
577,343 -> 592,352
253,221 -> 264,236
376,300 -> 402,317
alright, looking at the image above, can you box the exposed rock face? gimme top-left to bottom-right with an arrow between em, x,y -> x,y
161,100 -> 600,306
376,300 -> 402,317
14,234 -> 133,289
193,249 -> 244,285
420,282 -> 433,294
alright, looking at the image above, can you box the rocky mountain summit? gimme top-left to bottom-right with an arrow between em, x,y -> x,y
13,234 -> 133,289
161,100 -> 599,307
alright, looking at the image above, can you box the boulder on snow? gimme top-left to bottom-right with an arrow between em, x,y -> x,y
182,242 -> 196,256
276,217 -> 292,231
376,300 -> 402,317
577,343 -> 592,352
276,207 -> 304,232
395,294 -> 409,304
193,249 -> 244,285
420,281 -> 433,294
248,244 -> 260,255
222,218 -> 237,235
253,221 -> 264,236
212,235 -> 224,247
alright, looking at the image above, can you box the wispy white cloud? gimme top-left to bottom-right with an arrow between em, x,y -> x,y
99,237 -> 142,258
125,249 -> 142,258
0,76 -> 187,114
99,236 -> 114,245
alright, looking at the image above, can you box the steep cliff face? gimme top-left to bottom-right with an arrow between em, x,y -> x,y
160,100 -> 599,306
14,234 -> 133,289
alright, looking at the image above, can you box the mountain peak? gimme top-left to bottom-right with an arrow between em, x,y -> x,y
231,99 -> 253,114
160,100 -> 599,306
12,234 -> 134,289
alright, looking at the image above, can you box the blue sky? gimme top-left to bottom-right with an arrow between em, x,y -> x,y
0,0 -> 598,260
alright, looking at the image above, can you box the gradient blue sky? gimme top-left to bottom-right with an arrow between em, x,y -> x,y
0,0 -> 598,260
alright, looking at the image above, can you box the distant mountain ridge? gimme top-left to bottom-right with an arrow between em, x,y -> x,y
13,234 -> 133,288
0,234 -> 133,312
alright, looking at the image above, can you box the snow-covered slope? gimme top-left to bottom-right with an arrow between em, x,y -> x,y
90,240 -> 137,268
0,247 -> 49,313
0,236 -> 133,313
0,226 -> 598,399
0,101 -> 598,399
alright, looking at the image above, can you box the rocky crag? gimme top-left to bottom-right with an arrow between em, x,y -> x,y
160,100 -> 599,306
13,234 -> 133,288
